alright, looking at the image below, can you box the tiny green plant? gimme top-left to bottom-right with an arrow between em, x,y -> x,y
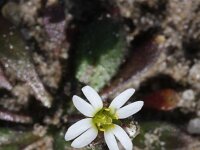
65,85 -> 144,150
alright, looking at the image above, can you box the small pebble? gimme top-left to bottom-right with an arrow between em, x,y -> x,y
187,118 -> 200,134
189,63 -> 200,81
182,89 -> 195,101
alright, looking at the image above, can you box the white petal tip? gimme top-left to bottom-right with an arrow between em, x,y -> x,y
113,124 -> 133,150
117,100 -> 144,119
81,85 -> 103,109
109,88 -> 136,110
64,132 -> 71,141
71,128 -> 98,148
138,101 -> 144,108
128,88 -> 135,94
71,142 -> 81,148
82,85 -> 90,91
72,96 -> 79,105
71,142 -> 88,149
72,95 -> 95,117
64,118 -> 92,142
72,95 -> 78,101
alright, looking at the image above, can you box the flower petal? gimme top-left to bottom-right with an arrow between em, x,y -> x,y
116,101 -> 144,119
65,118 -> 92,141
71,127 -> 98,148
113,124 -> 133,150
73,95 -> 95,117
104,131 -> 119,150
109,88 -> 135,110
82,85 -> 103,109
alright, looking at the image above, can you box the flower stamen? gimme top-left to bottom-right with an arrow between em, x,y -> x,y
93,108 -> 118,131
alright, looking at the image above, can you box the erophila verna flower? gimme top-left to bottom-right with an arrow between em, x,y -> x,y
65,85 -> 144,150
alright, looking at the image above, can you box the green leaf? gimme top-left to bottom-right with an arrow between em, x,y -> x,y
75,18 -> 125,91
0,127 -> 39,149
0,16 -> 52,107
53,130 -> 71,150
134,121 -> 197,150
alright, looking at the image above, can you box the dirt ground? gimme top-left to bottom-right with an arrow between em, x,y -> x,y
0,0 -> 200,149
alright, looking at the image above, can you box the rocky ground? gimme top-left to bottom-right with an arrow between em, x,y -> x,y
0,0 -> 200,149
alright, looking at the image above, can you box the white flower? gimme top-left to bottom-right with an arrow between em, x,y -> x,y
65,85 -> 144,150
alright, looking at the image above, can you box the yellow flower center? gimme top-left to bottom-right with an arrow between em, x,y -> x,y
92,108 -> 118,131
